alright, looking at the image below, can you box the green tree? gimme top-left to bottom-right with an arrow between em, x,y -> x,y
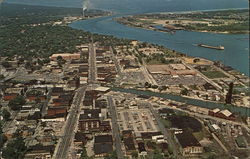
56,56 -> 63,61
152,85 -> 158,89
8,95 -> 26,110
180,88 -> 188,96
104,151 -> 117,159
0,123 -> 8,149
2,137 -> 27,159
2,109 -> 11,121
2,61 -> 11,68
131,151 -> 138,158
80,147 -> 91,159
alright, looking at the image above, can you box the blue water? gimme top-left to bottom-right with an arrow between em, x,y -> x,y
4,0 -> 250,75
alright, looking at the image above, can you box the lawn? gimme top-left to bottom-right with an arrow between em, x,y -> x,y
202,71 -> 227,79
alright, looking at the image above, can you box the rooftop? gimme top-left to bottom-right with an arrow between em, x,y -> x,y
94,135 -> 113,144
220,109 -> 232,117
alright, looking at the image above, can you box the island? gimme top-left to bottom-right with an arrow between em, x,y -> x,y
115,9 -> 249,34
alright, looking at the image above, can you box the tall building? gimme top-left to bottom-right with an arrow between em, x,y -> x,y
225,82 -> 234,104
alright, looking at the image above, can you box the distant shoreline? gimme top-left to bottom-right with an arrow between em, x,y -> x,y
115,8 -> 249,35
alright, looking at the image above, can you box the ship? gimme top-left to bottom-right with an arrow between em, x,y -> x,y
197,44 -> 225,50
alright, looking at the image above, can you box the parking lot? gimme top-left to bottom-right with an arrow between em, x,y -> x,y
152,74 -> 206,85
117,109 -> 159,133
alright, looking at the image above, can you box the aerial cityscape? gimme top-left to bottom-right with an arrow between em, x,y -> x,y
0,0 -> 249,159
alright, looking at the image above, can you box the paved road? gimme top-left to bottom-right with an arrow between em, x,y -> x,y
141,59 -> 158,85
88,43 -> 97,84
54,87 -> 86,159
109,46 -> 122,76
41,88 -> 52,117
149,104 -> 183,159
107,96 -> 124,159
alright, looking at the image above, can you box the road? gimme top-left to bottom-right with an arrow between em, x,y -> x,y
41,88 -> 52,117
109,46 -> 122,77
88,43 -> 97,84
54,86 -> 86,159
149,104 -> 183,159
107,96 -> 124,159
141,59 -> 158,85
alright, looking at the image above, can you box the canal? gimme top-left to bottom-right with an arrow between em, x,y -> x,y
111,87 -> 250,117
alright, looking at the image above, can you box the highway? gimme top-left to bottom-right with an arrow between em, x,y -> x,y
54,87 -> 86,159
107,96 -> 124,159
88,43 -> 97,84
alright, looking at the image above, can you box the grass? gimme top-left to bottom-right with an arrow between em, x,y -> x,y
202,71 -> 227,79
160,118 -> 171,128
146,59 -> 164,65
189,85 -> 199,90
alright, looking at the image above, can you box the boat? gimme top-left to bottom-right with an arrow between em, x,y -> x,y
197,44 -> 225,50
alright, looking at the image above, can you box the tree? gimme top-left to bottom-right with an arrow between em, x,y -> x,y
152,85 -> 158,89
0,123 -> 8,149
2,61 -> 11,68
80,147 -> 90,159
0,134 -> 7,149
8,95 -> 26,110
180,88 -> 188,96
2,137 -> 27,159
2,109 -> 11,121
56,56 -> 63,61
131,151 -> 138,158
104,151 -> 117,159
37,58 -> 44,66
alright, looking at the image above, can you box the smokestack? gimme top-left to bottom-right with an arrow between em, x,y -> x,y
225,82 -> 234,104
82,0 -> 89,18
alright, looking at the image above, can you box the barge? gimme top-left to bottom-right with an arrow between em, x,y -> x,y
197,44 -> 225,50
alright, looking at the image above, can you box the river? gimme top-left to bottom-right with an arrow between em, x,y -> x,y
5,0 -> 249,75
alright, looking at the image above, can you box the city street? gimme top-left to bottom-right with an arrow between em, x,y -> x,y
88,43 -> 97,84
54,87 -> 86,159
107,96 -> 124,159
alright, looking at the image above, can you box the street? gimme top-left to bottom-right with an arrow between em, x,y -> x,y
88,43 -> 97,84
54,87 -> 86,159
107,96 -> 124,159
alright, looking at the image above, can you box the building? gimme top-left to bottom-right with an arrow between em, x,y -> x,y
94,135 -> 113,157
78,109 -> 111,132
24,145 -> 54,159
138,142 -> 147,157
209,109 -> 236,121
50,53 -> 81,61
3,87 -> 24,101
175,131 -> 203,157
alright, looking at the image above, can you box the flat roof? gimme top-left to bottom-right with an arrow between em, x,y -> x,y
94,86 -> 110,92
220,109 -> 232,117
146,65 -> 170,74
